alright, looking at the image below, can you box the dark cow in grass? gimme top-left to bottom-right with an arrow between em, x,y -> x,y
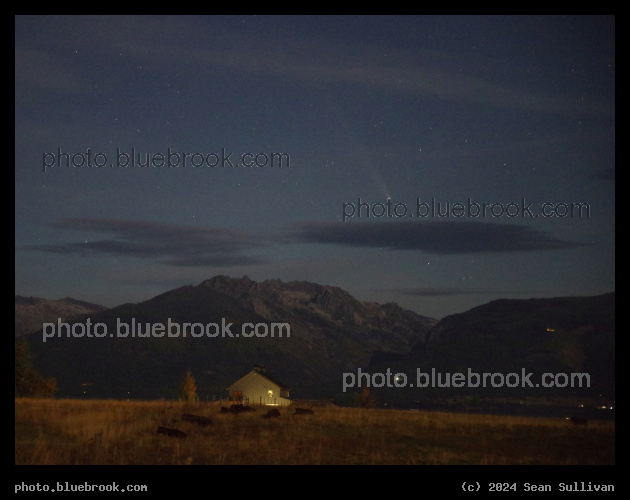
294,408 -> 314,415
157,426 -> 187,438
182,413 -> 213,427
568,416 -> 588,425
263,409 -> 281,419
230,404 -> 256,414
220,404 -> 256,414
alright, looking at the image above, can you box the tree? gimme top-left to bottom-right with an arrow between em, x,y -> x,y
179,369 -> 198,402
15,339 -> 58,397
354,386 -> 376,409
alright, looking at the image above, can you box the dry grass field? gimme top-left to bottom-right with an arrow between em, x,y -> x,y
15,398 -> 614,465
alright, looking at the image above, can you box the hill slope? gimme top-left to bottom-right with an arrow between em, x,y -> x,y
15,296 -> 107,337
367,292 -> 615,407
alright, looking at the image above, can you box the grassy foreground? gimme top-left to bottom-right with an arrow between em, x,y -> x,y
15,398 -> 614,465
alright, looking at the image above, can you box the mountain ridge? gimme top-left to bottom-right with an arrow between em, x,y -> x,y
15,295 -> 108,337
367,291 -> 615,405
23,276 -> 437,400
19,278 -> 614,408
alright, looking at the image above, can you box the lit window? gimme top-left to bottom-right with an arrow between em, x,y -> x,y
268,390 -> 273,398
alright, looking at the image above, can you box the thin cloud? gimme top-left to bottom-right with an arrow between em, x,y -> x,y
594,167 -> 615,181
15,15 -> 612,118
285,220 -> 584,254
391,287 -> 548,297
24,217 -> 585,268
25,218 -> 268,267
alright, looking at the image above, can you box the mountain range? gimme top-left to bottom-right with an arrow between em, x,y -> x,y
367,292 -> 615,409
21,276 -> 437,400
19,277 -> 614,408
15,295 -> 107,337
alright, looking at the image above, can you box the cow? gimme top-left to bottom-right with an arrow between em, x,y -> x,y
230,404 -> 256,414
294,408 -> 314,415
566,417 -> 588,426
263,409 -> 281,419
157,426 -> 187,438
182,413 -> 213,427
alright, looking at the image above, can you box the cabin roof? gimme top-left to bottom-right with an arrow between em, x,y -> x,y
254,370 -> 290,390
230,366 -> 290,390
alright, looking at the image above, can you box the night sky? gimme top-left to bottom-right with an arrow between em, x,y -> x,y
15,15 -> 615,319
